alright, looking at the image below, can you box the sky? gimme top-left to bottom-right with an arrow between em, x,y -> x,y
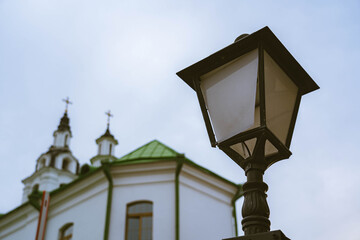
0,0 -> 359,239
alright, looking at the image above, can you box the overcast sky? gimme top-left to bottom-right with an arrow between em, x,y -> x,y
0,0 -> 359,239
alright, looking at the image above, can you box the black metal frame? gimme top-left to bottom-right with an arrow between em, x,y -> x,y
193,76 -> 217,147
218,127 -> 291,170
177,26 -> 319,236
177,26 -> 318,170
188,43 -> 300,170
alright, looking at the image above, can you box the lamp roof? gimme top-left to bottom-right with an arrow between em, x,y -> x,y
177,26 -> 319,95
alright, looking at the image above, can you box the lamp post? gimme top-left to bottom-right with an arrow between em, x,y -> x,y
177,27 -> 319,239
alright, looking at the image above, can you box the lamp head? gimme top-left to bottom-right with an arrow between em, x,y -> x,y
177,27 -> 319,169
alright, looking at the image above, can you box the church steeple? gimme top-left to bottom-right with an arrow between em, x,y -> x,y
52,98 -> 72,148
52,112 -> 72,148
90,110 -> 118,167
21,98 -> 79,203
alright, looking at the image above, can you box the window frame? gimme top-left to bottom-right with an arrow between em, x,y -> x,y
64,134 -> 68,147
38,158 -> 46,170
59,222 -> 74,240
125,200 -> 153,240
62,158 -> 70,171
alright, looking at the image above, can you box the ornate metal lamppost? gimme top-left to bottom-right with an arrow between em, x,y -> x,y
177,27 -> 319,240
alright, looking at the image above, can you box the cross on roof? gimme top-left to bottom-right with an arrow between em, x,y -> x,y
62,97 -> 72,113
105,110 -> 113,128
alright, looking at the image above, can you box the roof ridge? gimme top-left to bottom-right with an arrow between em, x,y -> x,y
119,140 -> 156,159
118,139 -> 180,161
152,139 -> 179,154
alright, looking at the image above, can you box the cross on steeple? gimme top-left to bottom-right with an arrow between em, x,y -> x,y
62,97 -> 72,113
105,110 -> 113,128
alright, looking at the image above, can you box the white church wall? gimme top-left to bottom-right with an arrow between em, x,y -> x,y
45,170 -> 108,240
0,204 -> 38,240
2,158 -> 239,240
110,162 -> 177,240
179,165 -> 237,240
1,170 -> 109,240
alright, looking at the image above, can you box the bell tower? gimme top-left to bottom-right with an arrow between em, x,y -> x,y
21,98 -> 79,203
90,110 -> 118,167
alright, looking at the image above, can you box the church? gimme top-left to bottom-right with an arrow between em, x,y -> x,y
0,106 -> 243,240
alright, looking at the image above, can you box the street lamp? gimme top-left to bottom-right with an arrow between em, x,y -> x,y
177,27 -> 319,239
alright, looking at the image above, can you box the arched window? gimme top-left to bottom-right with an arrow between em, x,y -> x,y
59,223 -> 73,240
39,158 -> 46,169
125,201 -> 153,240
50,158 -> 56,167
64,135 -> 68,147
98,144 -> 102,155
62,158 -> 70,171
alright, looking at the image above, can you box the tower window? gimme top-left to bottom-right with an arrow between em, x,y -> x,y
32,184 -> 39,193
64,135 -> 68,147
98,144 -> 102,155
109,144 -> 112,155
125,201 -> 153,240
54,133 -> 57,145
39,158 -> 46,169
50,158 -> 56,167
59,223 -> 73,240
62,158 -> 70,171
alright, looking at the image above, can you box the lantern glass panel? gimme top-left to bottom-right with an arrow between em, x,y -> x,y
265,139 -> 278,155
200,49 -> 259,143
264,51 -> 298,146
230,138 -> 257,159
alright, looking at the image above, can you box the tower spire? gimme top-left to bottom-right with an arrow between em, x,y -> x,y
57,97 -> 73,132
62,97 -> 72,113
105,110 -> 113,130
91,110 -> 118,166
53,98 -> 73,147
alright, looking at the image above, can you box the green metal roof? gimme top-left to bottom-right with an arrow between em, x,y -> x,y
119,140 -> 180,161
117,140 -> 238,187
